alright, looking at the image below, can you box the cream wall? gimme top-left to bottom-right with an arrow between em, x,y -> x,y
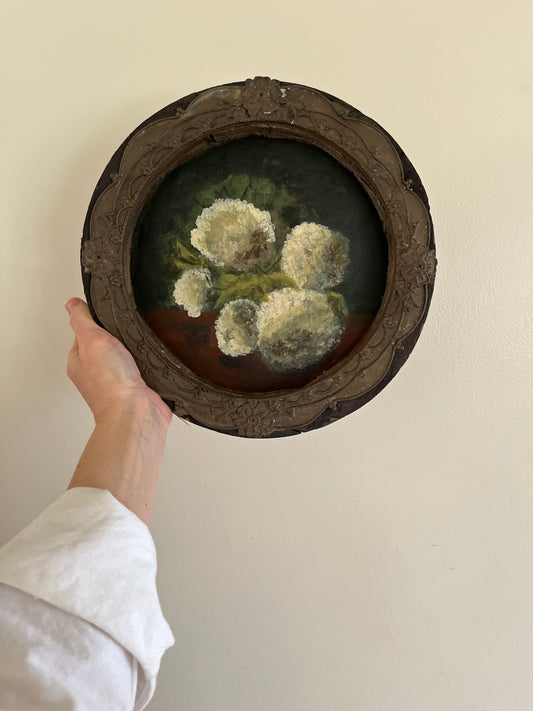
1,1 -> 532,709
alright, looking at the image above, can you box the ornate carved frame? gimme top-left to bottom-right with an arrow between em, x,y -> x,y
81,77 -> 436,438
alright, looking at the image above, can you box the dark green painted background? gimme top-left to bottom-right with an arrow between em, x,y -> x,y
132,136 -> 388,314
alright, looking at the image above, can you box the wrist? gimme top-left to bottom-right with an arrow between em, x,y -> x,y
94,390 -> 172,436
69,390 -> 171,526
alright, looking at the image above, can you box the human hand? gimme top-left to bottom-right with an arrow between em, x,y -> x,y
65,297 -> 172,427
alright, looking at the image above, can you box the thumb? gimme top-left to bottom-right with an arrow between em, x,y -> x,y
64,297 -> 85,316
64,298 -> 100,338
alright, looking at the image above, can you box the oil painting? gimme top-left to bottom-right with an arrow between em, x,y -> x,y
132,136 -> 388,392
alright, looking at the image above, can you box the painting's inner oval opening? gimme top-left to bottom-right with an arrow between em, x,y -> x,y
132,135 -> 388,392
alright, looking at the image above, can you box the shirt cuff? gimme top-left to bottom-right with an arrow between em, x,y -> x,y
0,487 -> 174,688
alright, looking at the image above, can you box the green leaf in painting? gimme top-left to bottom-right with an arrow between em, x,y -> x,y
326,291 -> 349,317
263,272 -> 298,292
242,186 -> 254,203
224,173 -> 250,200
171,239 -> 205,270
212,272 -> 259,310
249,176 -> 277,207
214,272 -> 240,291
213,284 -> 250,311
195,187 -> 219,208
275,185 -> 297,210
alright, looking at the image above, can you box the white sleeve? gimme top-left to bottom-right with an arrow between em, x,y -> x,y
0,487 -> 175,711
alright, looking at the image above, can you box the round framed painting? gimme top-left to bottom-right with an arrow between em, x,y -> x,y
81,77 -> 436,437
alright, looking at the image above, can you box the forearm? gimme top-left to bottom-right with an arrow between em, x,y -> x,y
68,395 -> 171,525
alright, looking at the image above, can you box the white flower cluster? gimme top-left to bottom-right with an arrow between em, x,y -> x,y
214,289 -> 344,371
173,268 -> 212,318
215,299 -> 259,357
280,222 -> 349,290
172,197 -> 351,374
191,198 -> 275,272
257,288 -> 344,373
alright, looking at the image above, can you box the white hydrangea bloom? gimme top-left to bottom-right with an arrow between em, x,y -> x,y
257,288 -> 345,373
173,268 -> 212,317
191,199 -> 276,272
280,222 -> 350,290
215,299 -> 259,357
